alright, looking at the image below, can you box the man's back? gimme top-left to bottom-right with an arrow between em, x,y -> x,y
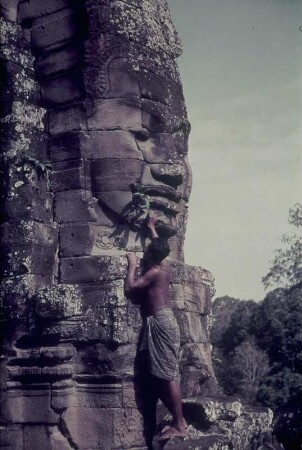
144,261 -> 171,316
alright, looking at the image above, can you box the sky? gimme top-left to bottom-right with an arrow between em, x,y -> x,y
168,0 -> 302,301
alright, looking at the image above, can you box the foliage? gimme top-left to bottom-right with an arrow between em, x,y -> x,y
211,297 -> 268,401
232,338 -> 270,403
262,203 -> 302,290
254,284 -> 302,373
211,283 -> 302,449
211,204 -> 302,448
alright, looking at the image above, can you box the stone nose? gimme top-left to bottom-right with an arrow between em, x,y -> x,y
141,163 -> 184,189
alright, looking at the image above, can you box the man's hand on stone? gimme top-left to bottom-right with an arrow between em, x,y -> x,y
126,253 -> 138,266
147,214 -> 157,230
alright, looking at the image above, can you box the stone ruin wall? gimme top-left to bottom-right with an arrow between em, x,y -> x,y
0,1 -> 218,449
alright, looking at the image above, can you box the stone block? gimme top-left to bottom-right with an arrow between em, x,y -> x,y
35,284 -> 82,319
0,60 -> 40,109
1,245 -> 57,277
30,9 -> 86,51
18,0 -> 75,23
2,245 -> 56,276
60,223 -> 94,257
141,99 -> 173,133
83,57 -> 140,99
94,190 -> 132,215
49,133 -> 82,161
70,383 -> 123,409
40,70 -> 85,107
49,130 -> 142,162
139,70 -> 170,105
62,407 -> 114,449
93,343 -> 138,376
87,99 -> 142,131
170,262 -> 215,288
60,255 -> 127,283
50,160 -> 89,192
80,306 -> 134,345
0,426 -> 23,450
40,319 -> 81,341
24,425 -> 52,450
0,387 -> 59,423
91,158 -> 143,191
2,185 -> 53,223
180,343 -> 213,372
170,283 -> 211,315
174,310 -> 209,345
54,190 -> 98,223
1,221 -> 57,247
0,123 -> 48,163
180,369 -> 212,399
48,426 -> 71,450
136,132 -> 178,163
48,104 -> 87,135
35,40 -> 83,78
80,280 -> 127,308
113,408 -> 145,449
76,294 -> 141,345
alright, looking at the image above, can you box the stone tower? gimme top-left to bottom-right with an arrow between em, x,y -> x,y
0,1 -> 273,449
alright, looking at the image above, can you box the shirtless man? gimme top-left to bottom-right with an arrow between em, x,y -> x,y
125,216 -> 186,440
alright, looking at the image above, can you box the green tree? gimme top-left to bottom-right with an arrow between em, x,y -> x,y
262,203 -> 302,290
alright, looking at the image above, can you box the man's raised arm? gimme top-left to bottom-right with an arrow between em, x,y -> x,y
125,253 -> 158,294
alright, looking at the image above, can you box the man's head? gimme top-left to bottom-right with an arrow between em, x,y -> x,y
144,237 -> 170,265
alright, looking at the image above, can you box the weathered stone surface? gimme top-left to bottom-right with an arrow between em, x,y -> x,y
59,223 -> 94,257
62,407 -> 114,449
113,408 -> 145,448
1,221 -> 57,247
49,130 -> 142,162
34,285 -> 82,319
68,384 -> 123,409
80,304 -> 141,346
87,98 -> 142,131
0,425 -> 23,450
48,104 -> 87,135
170,283 -> 211,315
60,255 -> 127,283
91,158 -> 143,192
157,398 -> 273,450
18,0 -> 75,24
34,41 -> 84,78
40,70 -> 85,107
48,426 -> 72,450
2,185 -> 53,223
0,60 -> 40,109
30,9 -> 86,51
50,159 -> 89,192
24,426 -> 52,450
0,386 -> 59,423
136,132 -> 178,164
54,190 -> 98,223
174,310 -> 210,345
95,190 -> 133,215
1,245 -> 57,277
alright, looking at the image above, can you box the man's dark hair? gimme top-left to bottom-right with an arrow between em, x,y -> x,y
147,238 -> 170,264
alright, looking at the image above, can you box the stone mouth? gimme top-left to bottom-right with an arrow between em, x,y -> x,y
141,185 -> 182,203
149,197 -> 179,216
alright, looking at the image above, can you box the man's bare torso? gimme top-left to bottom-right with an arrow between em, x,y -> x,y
143,260 -> 171,316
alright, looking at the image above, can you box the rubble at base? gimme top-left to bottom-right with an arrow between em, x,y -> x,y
154,397 -> 273,450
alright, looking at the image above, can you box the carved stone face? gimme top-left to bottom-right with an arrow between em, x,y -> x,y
88,57 -> 192,254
